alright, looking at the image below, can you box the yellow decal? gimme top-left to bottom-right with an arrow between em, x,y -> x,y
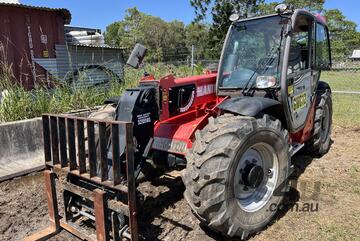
288,85 -> 294,95
293,92 -> 307,111
43,50 -> 49,58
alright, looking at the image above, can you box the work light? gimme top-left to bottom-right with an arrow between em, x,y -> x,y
275,4 -> 288,13
256,76 -> 276,89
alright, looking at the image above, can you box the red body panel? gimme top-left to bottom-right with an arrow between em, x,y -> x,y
290,99 -> 317,144
143,72 -> 315,155
150,73 -> 226,155
158,74 -> 218,120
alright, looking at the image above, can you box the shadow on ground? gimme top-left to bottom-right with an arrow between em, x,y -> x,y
137,175 -> 186,241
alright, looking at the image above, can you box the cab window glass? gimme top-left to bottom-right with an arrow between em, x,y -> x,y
316,23 -> 330,68
288,16 -> 311,74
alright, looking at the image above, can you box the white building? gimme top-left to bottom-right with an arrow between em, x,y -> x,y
0,0 -> 20,3
350,50 -> 360,60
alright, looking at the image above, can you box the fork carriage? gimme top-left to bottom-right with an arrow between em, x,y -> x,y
25,114 -> 139,241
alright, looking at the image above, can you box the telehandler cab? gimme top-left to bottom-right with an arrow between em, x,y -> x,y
27,4 -> 332,241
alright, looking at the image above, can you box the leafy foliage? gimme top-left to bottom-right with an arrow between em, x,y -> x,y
185,23 -> 210,60
104,2 -> 359,63
105,8 -> 169,62
325,9 -> 360,60
258,0 -> 325,14
105,8 -> 195,63
284,0 -> 325,12
191,0 -> 265,58
0,64 -> 199,122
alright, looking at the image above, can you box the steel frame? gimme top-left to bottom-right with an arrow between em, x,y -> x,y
25,114 -> 138,241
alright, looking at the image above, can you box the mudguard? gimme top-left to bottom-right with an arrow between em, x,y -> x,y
217,96 -> 282,117
317,81 -> 331,93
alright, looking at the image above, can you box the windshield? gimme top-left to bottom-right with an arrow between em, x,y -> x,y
218,15 -> 286,89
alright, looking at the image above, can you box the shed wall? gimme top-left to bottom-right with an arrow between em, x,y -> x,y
0,6 -> 66,88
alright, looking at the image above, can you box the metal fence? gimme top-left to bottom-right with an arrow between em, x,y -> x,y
33,44 -> 125,88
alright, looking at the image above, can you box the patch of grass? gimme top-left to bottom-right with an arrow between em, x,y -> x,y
332,93 -> 360,127
349,165 -> 360,180
318,219 -> 360,241
2,63 -> 358,125
322,71 -> 360,92
352,186 -> 360,195
350,165 -> 359,174
0,43 -> 14,88
0,63 -> 196,122
320,223 -> 348,241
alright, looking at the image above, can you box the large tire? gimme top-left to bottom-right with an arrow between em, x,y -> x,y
306,89 -> 332,156
87,105 -> 116,121
183,114 -> 290,239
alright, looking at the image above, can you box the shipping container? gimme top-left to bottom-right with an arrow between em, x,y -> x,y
0,2 -> 71,89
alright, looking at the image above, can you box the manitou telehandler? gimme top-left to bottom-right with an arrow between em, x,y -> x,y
26,4 -> 332,241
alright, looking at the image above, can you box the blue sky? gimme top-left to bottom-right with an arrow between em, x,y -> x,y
21,0 -> 360,31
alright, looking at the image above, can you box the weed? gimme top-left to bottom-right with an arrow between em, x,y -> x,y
0,64 -> 196,122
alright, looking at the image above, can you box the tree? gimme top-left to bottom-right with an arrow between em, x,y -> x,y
104,8 -> 186,62
190,0 -> 264,58
185,23 -> 210,60
104,21 -> 123,47
164,21 -> 188,62
258,0 -> 325,15
284,0 -> 325,12
325,9 -> 360,60
258,2 -> 279,15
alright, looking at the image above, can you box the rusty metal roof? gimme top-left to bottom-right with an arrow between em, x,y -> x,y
68,43 -> 127,50
0,2 -> 71,24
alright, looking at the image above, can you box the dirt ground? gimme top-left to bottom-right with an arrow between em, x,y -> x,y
1,126 -> 360,241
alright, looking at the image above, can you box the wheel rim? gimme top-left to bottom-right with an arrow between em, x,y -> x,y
320,104 -> 330,142
233,143 -> 279,213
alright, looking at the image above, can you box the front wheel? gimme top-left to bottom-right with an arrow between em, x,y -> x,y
183,114 -> 290,239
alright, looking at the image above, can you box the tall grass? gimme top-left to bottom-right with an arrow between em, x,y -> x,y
1,53 -> 359,129
0,62 -> 197,122
0,42 -> 14,90
0,76 -> 132,122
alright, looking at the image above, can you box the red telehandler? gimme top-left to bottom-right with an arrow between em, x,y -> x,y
26,4 -> 332,241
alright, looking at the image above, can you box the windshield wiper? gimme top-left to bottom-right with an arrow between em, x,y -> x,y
241,46 -> 278,96
242,26 -> 285,96
218,86 -> 243,90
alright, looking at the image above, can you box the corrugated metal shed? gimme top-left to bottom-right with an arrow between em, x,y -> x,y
0,3 -> 71,89
0,2 -> 71,24
34,44 -> 125,87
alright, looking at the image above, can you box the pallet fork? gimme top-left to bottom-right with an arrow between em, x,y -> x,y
25,114 -> 139,241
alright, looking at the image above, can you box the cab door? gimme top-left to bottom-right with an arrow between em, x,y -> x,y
286,13 -> 315,131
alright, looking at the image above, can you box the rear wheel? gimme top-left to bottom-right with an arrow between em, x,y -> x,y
183,114 -> 290,239
306,90 -> 332,156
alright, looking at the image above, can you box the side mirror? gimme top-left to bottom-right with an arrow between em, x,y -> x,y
126,43 -> 148,69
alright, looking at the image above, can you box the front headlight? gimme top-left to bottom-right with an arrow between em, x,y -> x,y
256,76 -> 276,89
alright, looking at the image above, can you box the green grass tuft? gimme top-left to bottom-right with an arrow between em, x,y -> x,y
1,65 -> 359,126
332,93 -> 360,128
0,64 -> 196,122
322,71 -> 360,92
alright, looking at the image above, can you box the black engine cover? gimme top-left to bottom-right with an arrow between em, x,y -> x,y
115,86 -> 159,160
